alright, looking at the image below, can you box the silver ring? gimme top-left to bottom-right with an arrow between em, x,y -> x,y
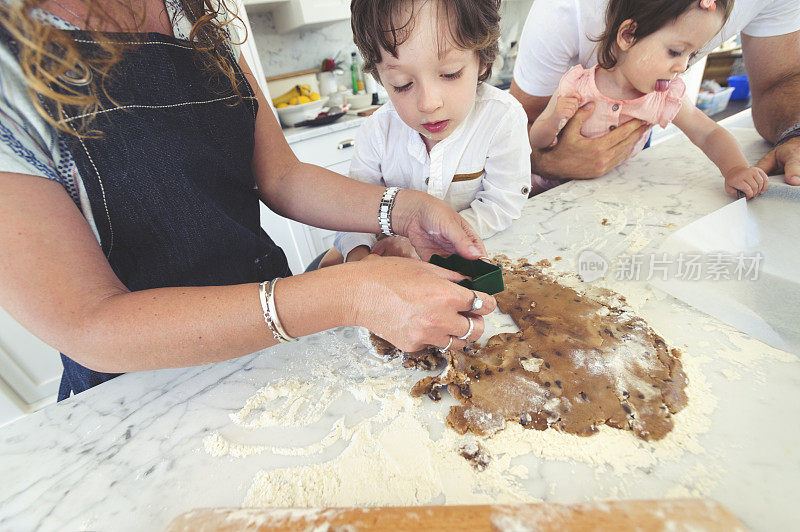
438,336 -> 454,353
458,317 -> 474,340
470,292 -> 483,312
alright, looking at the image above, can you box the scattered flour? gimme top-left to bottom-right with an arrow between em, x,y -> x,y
204,324 -> 720,507
202,249 -> 796,508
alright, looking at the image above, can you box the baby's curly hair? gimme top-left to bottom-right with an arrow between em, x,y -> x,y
351,0 -> 501,84
595,0 -> 734,69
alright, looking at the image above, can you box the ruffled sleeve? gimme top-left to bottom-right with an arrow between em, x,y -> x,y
657,77 -> 686,127
557,65 -> 589,104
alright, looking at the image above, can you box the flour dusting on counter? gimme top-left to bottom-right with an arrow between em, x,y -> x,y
202,238 -> 796,507
205,319 -> 719,507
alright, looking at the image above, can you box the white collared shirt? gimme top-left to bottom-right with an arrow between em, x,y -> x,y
334,83 -> 532,259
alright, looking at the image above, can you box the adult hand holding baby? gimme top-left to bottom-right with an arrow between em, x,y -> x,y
532,103 -> 649,179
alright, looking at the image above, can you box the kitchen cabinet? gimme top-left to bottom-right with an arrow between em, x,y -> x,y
0,307 -> 61,426
244,0 -> 349,31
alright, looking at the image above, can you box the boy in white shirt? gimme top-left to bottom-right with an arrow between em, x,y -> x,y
321,0 -> 531,267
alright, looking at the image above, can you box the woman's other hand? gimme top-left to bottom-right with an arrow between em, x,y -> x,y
391,190 -> 486,261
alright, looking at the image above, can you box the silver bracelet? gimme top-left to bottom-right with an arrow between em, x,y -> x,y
267,277 -> 296,342
258,281 -> 283,342
378,187 -> 400,236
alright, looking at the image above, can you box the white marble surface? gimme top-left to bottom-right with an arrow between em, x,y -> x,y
281,114 -> 365,144
1,111 -> 799,531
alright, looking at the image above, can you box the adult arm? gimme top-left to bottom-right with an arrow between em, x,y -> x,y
743,31 -> 800,184
511,76 -> 646,180
0,173 -> 494,371
513,95 -> 648,180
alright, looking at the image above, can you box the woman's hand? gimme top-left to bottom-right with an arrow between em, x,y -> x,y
349,257 -> 496,352
370,236 -> 421,260
390,190 -> 486,261
724,165 -> 769,198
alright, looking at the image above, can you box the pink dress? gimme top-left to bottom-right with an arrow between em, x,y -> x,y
533,65 -> 686,191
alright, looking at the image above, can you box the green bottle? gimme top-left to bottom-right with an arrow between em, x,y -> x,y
351,52 -> 360,95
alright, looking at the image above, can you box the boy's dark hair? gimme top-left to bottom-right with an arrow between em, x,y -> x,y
595,0 -> 734,69
351,0 -> 501,84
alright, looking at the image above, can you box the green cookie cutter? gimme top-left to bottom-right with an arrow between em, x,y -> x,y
429,254 -> 504,295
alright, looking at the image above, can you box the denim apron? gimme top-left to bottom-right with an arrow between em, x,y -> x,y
0,28 -> 291,399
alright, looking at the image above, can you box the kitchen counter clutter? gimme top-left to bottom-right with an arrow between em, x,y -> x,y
1,111 -> 798,531
281,113 -> 366,144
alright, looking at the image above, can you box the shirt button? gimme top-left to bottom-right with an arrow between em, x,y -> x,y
521,186 -> 530,195
612,103 -> 620,111
609,125 -> 617,131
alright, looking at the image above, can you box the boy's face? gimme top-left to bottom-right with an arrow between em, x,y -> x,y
375,1 -> 483,148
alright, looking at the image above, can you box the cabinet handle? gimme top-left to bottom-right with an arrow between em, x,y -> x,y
337,139 -> 355,150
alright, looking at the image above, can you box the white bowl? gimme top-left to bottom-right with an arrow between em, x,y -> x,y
346,92 -> 373,110
275,97 -> 328,127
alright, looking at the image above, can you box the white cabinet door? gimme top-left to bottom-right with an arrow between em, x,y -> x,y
0,306 -> 61,425
270,0 -> 349,32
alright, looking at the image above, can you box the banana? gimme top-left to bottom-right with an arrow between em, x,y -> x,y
271,84 -> 314,107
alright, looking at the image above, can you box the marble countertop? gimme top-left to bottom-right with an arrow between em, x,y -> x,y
2,111 -> 798,531
281,113 -> 366,144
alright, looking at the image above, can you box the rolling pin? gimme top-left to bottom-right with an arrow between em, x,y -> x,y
166,498 -> 747,531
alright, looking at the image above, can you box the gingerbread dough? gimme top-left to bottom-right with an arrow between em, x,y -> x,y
409,260 -> 688,441
367,259 -> 688,441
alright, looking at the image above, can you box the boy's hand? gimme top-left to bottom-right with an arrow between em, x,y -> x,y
724,166 -> 769,199
554,94 -> 581,129
345,246 -> 372,262
371,236 -> 421,260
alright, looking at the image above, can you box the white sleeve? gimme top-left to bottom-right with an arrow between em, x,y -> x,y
0,57 -> 60,182
513,0 -> 581,97
333,117 -> 383,259
742,0 -> 800,37
458,102 -> 531,240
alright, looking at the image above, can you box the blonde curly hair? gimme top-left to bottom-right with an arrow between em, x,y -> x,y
0,0 -> 246,137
